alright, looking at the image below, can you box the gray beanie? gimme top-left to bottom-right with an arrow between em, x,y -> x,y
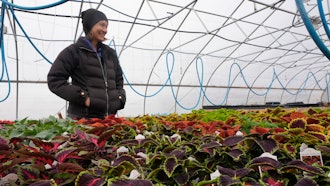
81,8 -> 108,35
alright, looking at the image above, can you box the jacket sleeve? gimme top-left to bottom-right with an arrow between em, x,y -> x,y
112,49 -> 126,108
47,45 -> 87,106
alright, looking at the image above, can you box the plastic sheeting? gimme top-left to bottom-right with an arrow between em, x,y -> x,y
0,0 -> 329,120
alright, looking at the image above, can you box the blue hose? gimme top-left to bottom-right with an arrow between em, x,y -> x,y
0,0 -> 68,10
0,0 -> 69,102
295,0 -> 330,59
0,3 -> 10,102
317,0 -> 330,40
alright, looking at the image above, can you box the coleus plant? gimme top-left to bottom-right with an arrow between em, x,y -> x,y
0,107 -> 330,185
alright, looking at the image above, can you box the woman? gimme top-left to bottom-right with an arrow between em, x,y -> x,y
47,8 -> 126,119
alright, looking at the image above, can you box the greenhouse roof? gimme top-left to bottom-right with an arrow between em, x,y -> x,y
0,0 -> 329,119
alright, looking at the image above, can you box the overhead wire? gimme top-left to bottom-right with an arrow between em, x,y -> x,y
142,0 -> 198,113
118,1 -> 197,56
5,5 -> 319,57
118,0 -> 145,58
0,1 -> 69,103
103,0 -> 328,111
228,0 -> 285,94
8,7 -> 52,64
0,0 -> 329,114
73,0 -> 84,42
1,0 -> 68,10
111,35 -> 325,110
279,54 -> 325,101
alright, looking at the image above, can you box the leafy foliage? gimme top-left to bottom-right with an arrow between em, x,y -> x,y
1,108 -> 330,185
0,116 -> 86,140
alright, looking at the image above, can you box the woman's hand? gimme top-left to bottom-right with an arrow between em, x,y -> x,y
85,97 -> 90,107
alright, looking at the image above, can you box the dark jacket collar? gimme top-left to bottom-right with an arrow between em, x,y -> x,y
76,37 -> 104,57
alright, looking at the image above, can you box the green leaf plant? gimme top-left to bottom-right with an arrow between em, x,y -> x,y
1,108 -> 330,185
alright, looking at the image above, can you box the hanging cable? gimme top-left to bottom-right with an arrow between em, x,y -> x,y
1,0 -> 68,10
0,0 -> 328,112
8,7 -> 52,64
317,0 -> 330,40
0,3 -> 10,102
295,0 -> 330,59
168,56 -> 204,110
111,36 -> 328,109
0,0 -> 70,102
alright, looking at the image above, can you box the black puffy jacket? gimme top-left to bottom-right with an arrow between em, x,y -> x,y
47,37 -> 126,118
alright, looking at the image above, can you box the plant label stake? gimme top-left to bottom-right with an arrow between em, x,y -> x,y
258,152 -> 278,176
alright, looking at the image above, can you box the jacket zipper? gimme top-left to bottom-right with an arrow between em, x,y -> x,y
97,55 -> 109,116
81,46 -> 109,116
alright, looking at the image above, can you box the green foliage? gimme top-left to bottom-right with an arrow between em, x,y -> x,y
192,108 -> 240,122
0,116 -> 86,140
1,107 -> 330,185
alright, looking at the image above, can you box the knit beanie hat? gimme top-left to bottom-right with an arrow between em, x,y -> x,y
81,8 -> 108,35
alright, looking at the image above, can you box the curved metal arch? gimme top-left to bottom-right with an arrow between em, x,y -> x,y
177,0 -> 246,109
307,74 -> 326,103
277,46 -> 328,101
225,1 -> 285,105
142,0 -> 197,114
278,57 -> 325,103
245,37 -> 314,104
244,32 -> 291,105
200,1 -> 271,106
292,72 -> 323,104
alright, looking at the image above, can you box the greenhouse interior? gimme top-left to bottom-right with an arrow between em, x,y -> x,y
1,0 -> 330,185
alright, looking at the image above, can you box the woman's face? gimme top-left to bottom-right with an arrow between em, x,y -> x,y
90,20 -> 108,42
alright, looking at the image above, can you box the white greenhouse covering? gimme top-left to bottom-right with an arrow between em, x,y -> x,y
0,0 -> 329,120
